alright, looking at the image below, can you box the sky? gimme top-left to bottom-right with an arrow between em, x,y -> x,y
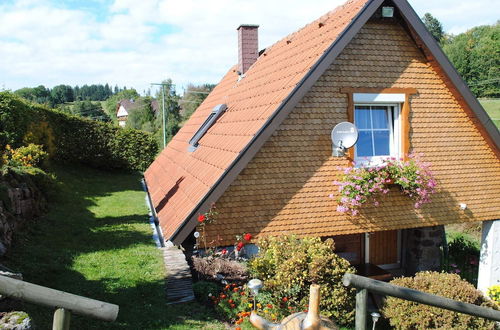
0,0 -> 498,95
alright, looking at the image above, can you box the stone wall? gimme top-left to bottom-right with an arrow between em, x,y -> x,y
403,225 -> 445,275
0,181 -> 46,256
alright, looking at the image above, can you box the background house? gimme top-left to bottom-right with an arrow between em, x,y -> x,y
116,98 -> 159,127
144,0 -> 500,290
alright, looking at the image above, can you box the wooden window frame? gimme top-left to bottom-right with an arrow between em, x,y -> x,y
341,87 -> 417,162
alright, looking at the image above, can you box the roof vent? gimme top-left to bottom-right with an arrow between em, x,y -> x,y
382,6 -> 394,18
188,104 -> 227,152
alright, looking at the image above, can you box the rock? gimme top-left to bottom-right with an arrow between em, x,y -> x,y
0,311 -> 33,329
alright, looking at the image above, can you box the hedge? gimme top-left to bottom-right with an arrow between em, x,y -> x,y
0,92 -> 158,171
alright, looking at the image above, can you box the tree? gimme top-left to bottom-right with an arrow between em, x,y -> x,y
422,13 -> 444,43
72,100 -> 110,121
153,79 -> 182,147
14,85 -> 51,105
126,97 -> 156,132
443,22 -> 500,97
180,83 -> 216,121
51,84 -> 74,104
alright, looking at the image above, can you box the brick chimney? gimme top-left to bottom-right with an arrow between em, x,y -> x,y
237,24 -> 259,75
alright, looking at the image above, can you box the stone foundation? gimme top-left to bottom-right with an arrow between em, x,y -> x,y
403,225 -> 445,276
0,180 -> 46,256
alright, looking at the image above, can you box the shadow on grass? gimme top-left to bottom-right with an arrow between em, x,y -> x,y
1,164 -> 223,329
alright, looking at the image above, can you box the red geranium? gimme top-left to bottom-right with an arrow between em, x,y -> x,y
198,214 -> 206,223
243,233 -> 252,241
236,242 -> 244,251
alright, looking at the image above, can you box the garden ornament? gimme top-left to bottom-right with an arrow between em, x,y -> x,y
249,284 -> 338,330
248,279 -> 263,310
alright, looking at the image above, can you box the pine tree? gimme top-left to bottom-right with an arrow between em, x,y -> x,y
422,13 -> 444,43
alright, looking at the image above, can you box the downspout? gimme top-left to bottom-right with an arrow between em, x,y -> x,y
141,178 -> 165,248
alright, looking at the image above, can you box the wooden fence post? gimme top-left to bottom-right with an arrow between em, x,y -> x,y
53,308 -> 71,330
355,288 -> 367,330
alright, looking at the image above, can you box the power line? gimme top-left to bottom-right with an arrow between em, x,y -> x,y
468,78 -> 500,86
151,83 -> 175,148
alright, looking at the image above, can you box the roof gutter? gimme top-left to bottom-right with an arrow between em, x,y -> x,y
169,0 -> 385,245
142,178 -> 165,247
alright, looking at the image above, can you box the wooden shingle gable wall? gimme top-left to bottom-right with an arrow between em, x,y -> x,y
204,20 -> 500,246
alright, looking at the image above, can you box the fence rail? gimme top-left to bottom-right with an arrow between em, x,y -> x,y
0,275 -> 119,329
342,273 -> 500,330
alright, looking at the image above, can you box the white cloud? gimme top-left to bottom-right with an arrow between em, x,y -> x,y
0,0 -> 498,94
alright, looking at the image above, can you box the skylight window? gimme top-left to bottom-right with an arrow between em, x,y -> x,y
188,104 -> 227,152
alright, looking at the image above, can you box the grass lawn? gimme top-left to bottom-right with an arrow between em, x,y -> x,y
479,98 -> 500,129
1,164 -> 224,329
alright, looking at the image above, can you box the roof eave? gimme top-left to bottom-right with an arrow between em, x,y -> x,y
169,0 -> 385,245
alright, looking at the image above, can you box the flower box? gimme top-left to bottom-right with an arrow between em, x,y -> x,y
331,154 -> 437,216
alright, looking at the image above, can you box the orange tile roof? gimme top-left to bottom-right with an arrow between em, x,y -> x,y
144,0 -> 500,244
145,0 -> 372,242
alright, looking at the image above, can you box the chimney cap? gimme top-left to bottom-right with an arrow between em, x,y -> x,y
237,24 -> 259,30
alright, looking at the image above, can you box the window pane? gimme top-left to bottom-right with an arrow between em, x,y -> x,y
357,131 -> 373,157
372,109 -> 388,129
355,108 -> 371,129
373,131 -> 390,156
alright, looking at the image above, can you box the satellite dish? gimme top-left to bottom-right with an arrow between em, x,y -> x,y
331,122 -> 358,157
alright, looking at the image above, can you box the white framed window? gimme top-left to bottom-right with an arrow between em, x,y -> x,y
353,94 -> 402,166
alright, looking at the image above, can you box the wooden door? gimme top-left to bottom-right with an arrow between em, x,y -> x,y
368,230 -> 399,266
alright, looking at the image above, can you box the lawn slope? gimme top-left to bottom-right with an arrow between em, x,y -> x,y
479,98 -> 500,129
2,165 -> 223,329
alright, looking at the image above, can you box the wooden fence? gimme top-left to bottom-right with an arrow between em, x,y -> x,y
342,273 -> 500,330
0,275 -> 118,330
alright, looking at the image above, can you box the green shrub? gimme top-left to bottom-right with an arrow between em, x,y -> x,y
0,92 -> 157,171
487,285 -> 500,306
248,235 -> 356,326
2,144 -> 48,168
193,281 -> 220,305
444,234 -> 480,285
383,271 -> 498,329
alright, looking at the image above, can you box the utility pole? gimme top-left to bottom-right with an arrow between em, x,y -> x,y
151,82 -> 174,148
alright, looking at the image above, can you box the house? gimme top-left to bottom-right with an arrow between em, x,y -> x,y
116,98 -> 159,127
144,0 -> 500,291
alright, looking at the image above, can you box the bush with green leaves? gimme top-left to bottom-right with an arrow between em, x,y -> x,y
0,92 -> 157,171
193,281 -> 220,305
487,285 -> 500,306
2,144 -> 48,168
248,235 -> 356,326
443,234 -> 480,285
383,271 -> 498,329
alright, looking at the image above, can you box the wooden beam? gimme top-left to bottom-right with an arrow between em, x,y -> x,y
0,275 -> 119,322
340,87 -> 417,94
347,92 -> 355,162
343,273 -> 500,322
53,308 -> 71,330
401,93 -> 411,159
355,288 -> 368,330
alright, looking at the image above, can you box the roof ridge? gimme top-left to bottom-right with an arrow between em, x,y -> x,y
243,0 -> 367,73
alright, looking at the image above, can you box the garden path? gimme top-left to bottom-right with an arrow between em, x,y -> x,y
162,241 -> 195,304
